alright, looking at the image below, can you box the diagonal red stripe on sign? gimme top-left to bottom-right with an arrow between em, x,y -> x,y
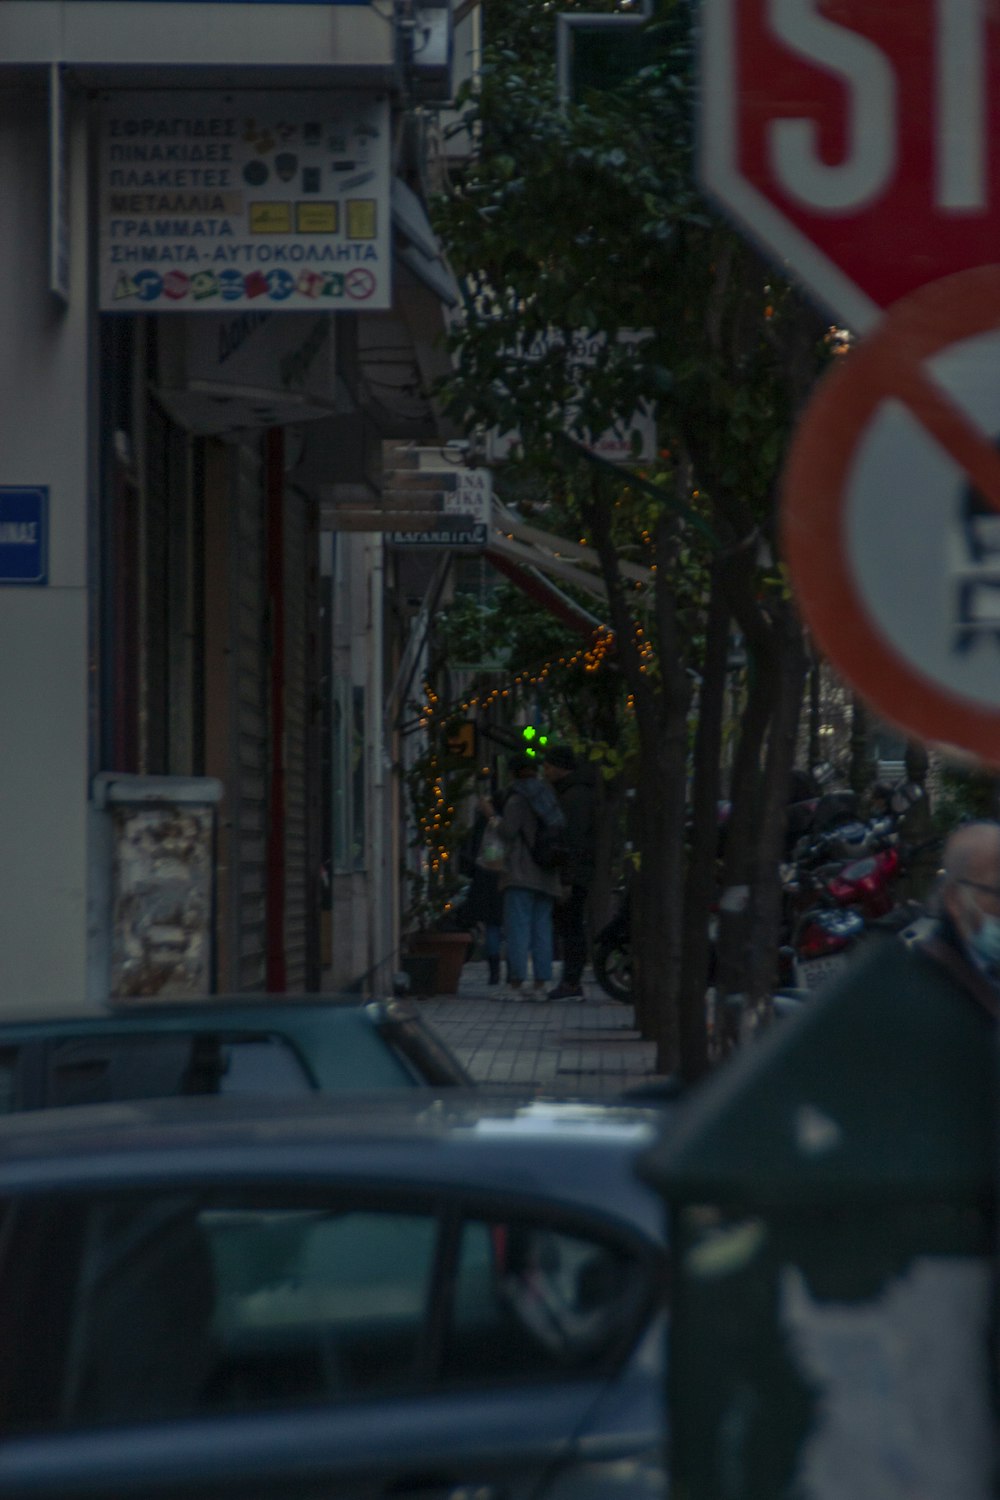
879,361 -> 1000,519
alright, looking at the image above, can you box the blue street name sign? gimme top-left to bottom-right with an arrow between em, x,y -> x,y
0,487 -> 49,586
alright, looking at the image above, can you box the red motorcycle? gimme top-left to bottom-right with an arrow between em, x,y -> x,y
824,842 -> 901,918
778,821 -> 925,992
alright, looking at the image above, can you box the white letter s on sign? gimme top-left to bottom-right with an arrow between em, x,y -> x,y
768,0 -> 896,212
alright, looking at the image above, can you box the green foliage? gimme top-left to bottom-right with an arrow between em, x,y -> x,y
584,735 -> 638,783
434,582 -> 579,678
429,0 -> 834,1054
435,0 -> 829,553
932,764 -> 999,833
434,0 -> 700,446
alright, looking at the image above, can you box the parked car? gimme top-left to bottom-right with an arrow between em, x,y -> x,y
0,1092 -> 667,1500
0,995 -> 470,1113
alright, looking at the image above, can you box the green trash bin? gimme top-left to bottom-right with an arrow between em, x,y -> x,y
640,937 -> 997,1500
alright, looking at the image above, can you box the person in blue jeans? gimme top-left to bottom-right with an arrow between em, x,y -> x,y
491,754 -> 564,1001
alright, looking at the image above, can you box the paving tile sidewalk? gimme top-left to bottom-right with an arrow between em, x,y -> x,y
419,959 -> 669,1099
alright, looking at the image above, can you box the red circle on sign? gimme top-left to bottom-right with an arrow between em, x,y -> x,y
162,271 -> 190,300
782,265 -> 1000,765
345,268 -> 376,301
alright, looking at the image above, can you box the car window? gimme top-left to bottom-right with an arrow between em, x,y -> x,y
203,1205 -> 437,1405
0,1190 -> 647,1438
46,1034 -> 313,1107
446,1219 -> 645,1381
0,1048 -> 19,1113
306,1017 -> 419,1090
0,1191 -> 439,1433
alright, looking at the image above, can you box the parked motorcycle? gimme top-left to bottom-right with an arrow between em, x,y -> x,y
592,884 -> 632,1003
777,823 -> 939,993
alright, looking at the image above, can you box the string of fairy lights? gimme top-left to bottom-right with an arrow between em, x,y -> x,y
415,622 -> 618,735
411,620 -> 658,872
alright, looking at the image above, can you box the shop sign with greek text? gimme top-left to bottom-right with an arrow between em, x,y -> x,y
99,91 -> 390,312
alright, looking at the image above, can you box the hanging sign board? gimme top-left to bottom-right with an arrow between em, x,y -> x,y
98,91 -> 390,312
387,523 -> 488,549
487,329 -> 656,463
155,310 -> 336,432
380,443 -> 493,545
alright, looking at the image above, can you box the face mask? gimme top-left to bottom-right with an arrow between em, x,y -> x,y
963,894 -> 1000,965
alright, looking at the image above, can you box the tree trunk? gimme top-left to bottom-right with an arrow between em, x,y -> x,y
711,635 -> 773,1051
590,771 -> 625,934
904,739 -> 929,789
743,605 -> 809,1011
808,654 -> 821,770
587,671 -> 628,936
849,692 -> 872,796
583,468 -> 691,1070
634,713 -> 690,1073
678,558 -> 729,1082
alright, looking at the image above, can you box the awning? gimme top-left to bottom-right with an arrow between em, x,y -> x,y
391,178 -> 461,309
153,310 -> 346,436
484,546 -> 606,639
482,502 -> 657,636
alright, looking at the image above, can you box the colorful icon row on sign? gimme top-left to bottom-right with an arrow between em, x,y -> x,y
111,265 -> 378,304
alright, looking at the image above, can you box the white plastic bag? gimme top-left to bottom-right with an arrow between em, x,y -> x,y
477,817 -> 507,872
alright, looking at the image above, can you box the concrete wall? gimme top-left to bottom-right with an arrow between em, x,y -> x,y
0,79 -> 93,1010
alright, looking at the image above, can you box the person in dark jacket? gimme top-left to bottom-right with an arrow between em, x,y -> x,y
486,754 -> 563,1000
543,743 -> 597,1001
910,820 -> 1000,1018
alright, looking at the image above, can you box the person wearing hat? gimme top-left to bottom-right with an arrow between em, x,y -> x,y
543,743 -> 597,1001
484,753 -> 564,1000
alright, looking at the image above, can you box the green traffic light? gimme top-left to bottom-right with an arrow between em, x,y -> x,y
522,726 -> 536,741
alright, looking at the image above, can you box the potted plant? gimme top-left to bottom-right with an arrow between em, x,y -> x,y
403,870 -> 474,996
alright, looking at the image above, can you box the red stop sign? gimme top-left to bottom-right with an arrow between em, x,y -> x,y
702,0 -> 1000,331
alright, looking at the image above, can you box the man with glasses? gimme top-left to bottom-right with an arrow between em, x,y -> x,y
914,821 -> 1000,1018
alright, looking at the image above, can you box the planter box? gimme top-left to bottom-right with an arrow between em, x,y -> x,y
406,931 -> 472,996
399,951 -> 439,997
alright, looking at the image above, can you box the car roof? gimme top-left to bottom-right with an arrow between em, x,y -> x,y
0,1092 -> 666,1240
0,995 -> 401,1033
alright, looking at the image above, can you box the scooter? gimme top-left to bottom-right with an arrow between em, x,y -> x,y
592,885 -> 632,1003
776,828 -> 938,994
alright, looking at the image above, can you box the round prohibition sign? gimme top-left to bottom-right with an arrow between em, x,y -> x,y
782,266 -> 1000,765
345,268 -> 376,301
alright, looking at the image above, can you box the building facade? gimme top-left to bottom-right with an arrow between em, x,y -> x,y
0,0 -> 464,1009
